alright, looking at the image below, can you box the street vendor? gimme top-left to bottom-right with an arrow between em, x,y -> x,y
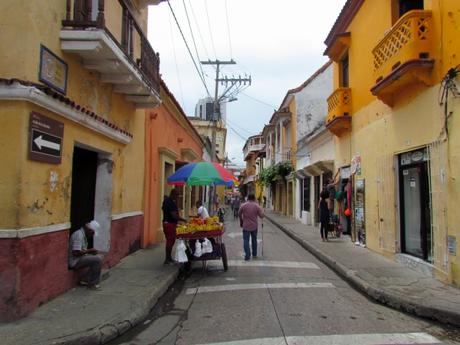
196,200 -> 209,220
162,189 -> 187,265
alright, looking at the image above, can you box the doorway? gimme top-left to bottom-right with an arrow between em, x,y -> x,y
70,147 -> 97,242
70,146 -> 112,251
399,149 -> 432,261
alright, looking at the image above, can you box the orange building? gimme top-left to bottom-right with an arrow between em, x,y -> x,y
144,81 -> 205,247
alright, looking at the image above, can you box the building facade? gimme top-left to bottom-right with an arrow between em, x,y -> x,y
292,62 -> 334,226
324,0 -> 460,285
0,0 -> 166,320
144,81 -> 205,248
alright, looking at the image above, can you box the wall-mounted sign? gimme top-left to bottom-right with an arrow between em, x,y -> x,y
39,45 -> 68,94
29,112 -> 64,164
400,148 -> 429,166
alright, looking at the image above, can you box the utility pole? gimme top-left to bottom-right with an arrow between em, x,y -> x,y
200,59 -> 251,214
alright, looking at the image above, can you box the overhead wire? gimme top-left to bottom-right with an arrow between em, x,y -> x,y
182,0 -> 206,81
188,0 -> 211,64
168,11 -> 185,105
240,91 -> 277,110
167,0 -> 211,97
224,0 -> 233,59
204,0 -> 217,59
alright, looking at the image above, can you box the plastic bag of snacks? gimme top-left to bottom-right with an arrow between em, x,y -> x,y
194,240 -> 202,257
202,238 -> 213,254
173,239 -> 188,263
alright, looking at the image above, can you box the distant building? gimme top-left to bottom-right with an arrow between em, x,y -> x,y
194,97 -> 227,123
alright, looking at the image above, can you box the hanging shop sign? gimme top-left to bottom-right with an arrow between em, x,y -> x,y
39,45 -> 68,94
351,155 -> 362,175
340,166 -> 351,179
29,112 -> 64,164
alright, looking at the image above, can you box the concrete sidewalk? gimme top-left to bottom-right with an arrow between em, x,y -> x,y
0,245 -> 180,345
265,211 -> 460,327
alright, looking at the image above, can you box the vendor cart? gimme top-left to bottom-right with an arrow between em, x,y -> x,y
167,161 -> 237,272
176,228 -> 228,271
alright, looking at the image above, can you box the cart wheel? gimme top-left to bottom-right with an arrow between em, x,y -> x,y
221,243 -> 228,271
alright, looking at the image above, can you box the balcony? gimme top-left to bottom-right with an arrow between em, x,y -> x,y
60,0 -> 161,108
243,142 -> 265,161
326,87 -> 351,136
371,10 -> 434,106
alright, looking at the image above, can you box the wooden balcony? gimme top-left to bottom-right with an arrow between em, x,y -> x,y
371,10 -> 434,106
326,88 -> 351,136
60,0 -> 161,108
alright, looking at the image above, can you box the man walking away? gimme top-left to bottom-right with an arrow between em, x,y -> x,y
238,194 -> 264,261
162,189 -> 186,265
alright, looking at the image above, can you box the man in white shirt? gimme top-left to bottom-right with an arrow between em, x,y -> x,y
196,200 -> 209,220
68,220 -> 103,290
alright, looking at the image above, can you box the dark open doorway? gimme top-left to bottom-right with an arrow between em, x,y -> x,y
70,146 -> 98,244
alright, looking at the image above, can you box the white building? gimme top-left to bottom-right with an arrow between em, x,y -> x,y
293,62 -> 334,225
194,97 -> 227,123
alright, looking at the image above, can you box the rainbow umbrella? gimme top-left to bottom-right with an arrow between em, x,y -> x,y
167,162 -> 238,186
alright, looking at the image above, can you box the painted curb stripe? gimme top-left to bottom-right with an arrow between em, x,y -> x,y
186,282 -> 334,295
227,260 -> 319,269
194,332 -> 441,345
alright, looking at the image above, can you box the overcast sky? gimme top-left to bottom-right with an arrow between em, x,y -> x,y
148,0 -> 345,165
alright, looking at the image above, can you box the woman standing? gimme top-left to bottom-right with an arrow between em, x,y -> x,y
318,190 -> 330,242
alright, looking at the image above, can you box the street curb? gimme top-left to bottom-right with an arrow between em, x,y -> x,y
265,215 -> 460,328
48,268 -> 180,345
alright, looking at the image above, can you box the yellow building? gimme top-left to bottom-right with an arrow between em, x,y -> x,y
324,0 -> 460,285
0,0 -> 163,320
262,103 -> 297,216
188,117 -> 227,163
242,134 -> 265,201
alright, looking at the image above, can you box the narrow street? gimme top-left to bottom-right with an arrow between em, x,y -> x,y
110,210 -> 459,345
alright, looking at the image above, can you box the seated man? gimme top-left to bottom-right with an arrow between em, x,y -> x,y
68,220 -> 103,290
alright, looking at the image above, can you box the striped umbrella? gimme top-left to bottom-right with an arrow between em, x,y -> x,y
167,162 -> 238,186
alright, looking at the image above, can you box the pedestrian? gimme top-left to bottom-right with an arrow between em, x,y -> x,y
162,189 -> 187,265
68,220 -> 103,290
238,193 -> 264,261
196,200 -> 209,220
318,189 -> 330,242
233,196 -> 241,219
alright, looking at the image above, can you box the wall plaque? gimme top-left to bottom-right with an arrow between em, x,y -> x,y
39,45 -> 68,94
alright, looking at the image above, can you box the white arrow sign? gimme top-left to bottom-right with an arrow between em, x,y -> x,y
34,135 -> 60,151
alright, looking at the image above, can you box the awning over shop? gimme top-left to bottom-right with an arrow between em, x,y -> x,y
242,175 -> 256,185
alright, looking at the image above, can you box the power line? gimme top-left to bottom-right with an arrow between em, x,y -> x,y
204,0 -> 217,59
168,12 -> 185,105
167,0 -> 211,97
182,0 -> 206,80
188,0 -> 210,63
240,91 -> 277,109
224,0 -> 233,59
226,118 -> 254,136
227,123 -> 248,141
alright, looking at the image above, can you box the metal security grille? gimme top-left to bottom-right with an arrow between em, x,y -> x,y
376,154 -> 397,253
428,140 -> 449,274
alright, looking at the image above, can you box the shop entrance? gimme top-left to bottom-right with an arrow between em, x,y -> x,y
399,149 -> 432,261
70,146 -> 112,251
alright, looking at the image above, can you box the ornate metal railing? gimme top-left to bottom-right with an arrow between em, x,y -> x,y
372,10 -> 433,82
63,0 -> 160,93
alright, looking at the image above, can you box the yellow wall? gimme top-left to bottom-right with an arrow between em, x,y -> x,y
328,0 -> 460,284
0,1 -> 147,229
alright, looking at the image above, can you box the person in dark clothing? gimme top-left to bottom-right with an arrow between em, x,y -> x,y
161,189 -> 186,265
318,190 -> 330,242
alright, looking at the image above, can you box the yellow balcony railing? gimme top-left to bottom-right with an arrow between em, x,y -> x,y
372,10 -> 433,84
326,88 -> 351,136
